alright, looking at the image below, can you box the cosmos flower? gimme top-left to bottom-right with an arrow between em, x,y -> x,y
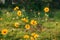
24,35 -> 29,39
14,6 -> 19,11
14,22 -> 20,28
31,33 -> 39,38
17,10 -> 22,16
1,29 -> 8,35
33,34 -> 39,38
44,7 -> 49,13
21,18 -> 28,22
15,6 -> 19,10
25,24 -> 30,30
30,37 -> 35,40
30,20 -> 37,26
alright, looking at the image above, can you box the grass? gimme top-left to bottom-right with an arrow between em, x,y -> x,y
0,8 -> 60,40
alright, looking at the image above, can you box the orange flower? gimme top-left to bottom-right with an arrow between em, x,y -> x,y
1,29 -> 8,35
25,24 -> 30,30
30,20 -> 37,26
17,10 -> 22,16
44,7 -> 49,12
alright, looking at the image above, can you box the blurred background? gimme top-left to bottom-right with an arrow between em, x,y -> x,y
0,0 -> 60,9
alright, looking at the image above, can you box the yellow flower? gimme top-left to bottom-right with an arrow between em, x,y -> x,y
21,18 -> 28,22
31,33 -> 39,38
15,6 -> 19,10
17,10 -> 22,16
44,7 -> 49,12
34,34 -> 39,38
24,35 -> 29,39
31,33 -> 36,36
30,20 -> 37,26
14,6 -> 19,11
14,8 -> 17,11
14,22 -> 20,27
30,37 -> 35,40
25,24 -> 30,30
1,29 -> 8,35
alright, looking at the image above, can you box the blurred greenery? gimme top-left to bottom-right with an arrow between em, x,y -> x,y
0,0 -> 60,9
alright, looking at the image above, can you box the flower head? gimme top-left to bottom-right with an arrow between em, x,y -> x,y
30,20 -> 37,26
31,33 -> 39,38
21,18 -> 28,22
1,29 -> 8,35
17,10 -> 22,16
30,37 -> 35,40
34,34 -> 39,38
14,6 -> 19,11
14,22 -> 20,27
44,7 -> 49,13
15,6 -> 19,10
25,24 -> 30,30
14,8 -> 16,11
24,35 -> 29,39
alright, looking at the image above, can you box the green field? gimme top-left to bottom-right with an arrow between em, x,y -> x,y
0,7 -> 60,40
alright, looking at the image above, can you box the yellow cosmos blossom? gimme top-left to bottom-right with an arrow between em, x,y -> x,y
44,7 -> 49,13
31,33 -> 39,38
34,34 -> 39,38
17,10 -> 22,16
1,29 -> 8,35
14,22 -> 20,27
14,8 -> 17,11
14,6 -> 19,11
30,37 -> 35,40
21,18 -> 28,22
24,35 -> 29,39
30,20 -> 37,26
25,24 -> 30,30
15,6 -> 19,10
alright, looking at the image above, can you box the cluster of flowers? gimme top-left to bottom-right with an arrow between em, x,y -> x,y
0,6 -> 49,40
